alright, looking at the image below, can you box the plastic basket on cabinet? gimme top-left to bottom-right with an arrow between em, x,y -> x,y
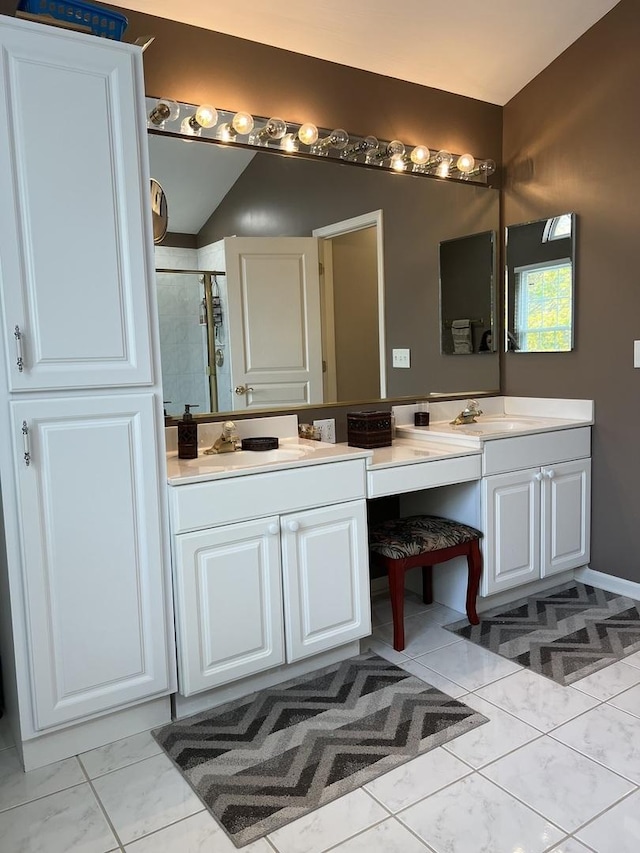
18,0 -> 128,40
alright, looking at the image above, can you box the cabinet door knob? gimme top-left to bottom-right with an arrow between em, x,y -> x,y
287,520 -> 300,532
268,523 -> 279,536
545,468 -> 556,479
534,471 -> 544,481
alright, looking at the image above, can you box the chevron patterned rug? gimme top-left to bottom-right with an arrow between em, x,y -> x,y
153,653 -> 488,847
446,582 -> 640,686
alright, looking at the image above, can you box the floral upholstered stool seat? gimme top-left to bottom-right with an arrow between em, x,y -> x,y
369,515 -> 483,651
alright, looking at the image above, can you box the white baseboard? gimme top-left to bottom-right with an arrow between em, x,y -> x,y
20,696 -> 172,771
575,567 -> 640,599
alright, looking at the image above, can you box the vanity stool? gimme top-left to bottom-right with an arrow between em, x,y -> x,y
369,515 -> 483,651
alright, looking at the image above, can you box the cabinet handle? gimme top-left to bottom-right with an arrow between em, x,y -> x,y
534,471 -> 543,481
21,420 -> 31,466
14,325 -> 24,373
268,523 -> 279,536
287,520 -> 300,532
544,468 -> 556,479
235,385 -> 254,395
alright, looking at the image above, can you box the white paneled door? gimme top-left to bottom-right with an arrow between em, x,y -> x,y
224,237 -> 323,409
281,500 -> 371,662
173,517 -> 285,696
11,395 -> 171,730
542,459 -> 591,577
0,22 -> 153,390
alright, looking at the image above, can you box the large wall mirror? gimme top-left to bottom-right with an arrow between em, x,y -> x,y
505,213 -> 576,353
149,130 -> 500,418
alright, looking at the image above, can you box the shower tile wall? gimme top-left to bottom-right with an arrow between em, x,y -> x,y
198,240 -> 232,413
154,246 -> 210,418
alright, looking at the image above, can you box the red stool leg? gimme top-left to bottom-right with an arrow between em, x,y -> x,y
387,558 -> 407,651
465,539 -> 482,625
422,565 -> 433,605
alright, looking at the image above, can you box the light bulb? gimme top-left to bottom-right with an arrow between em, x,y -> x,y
410,145 -> 431,166
456,153 -> 475,174
280,133 -> 298,153
148,98 -> 180,127
217,123 -> 236,142
392,158 -> 406,172
298,123 -> 319,146
232,111 -> 254,135
314,128 -> 349,155
435,150 -> 453,177
181,104 -> 218,136
255,117 -> 287,142
387,140 -> 405,160
341,135 -> 378,160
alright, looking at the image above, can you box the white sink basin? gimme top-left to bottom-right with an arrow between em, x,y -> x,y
184,446 -> 310,468
457,417 -> 547,433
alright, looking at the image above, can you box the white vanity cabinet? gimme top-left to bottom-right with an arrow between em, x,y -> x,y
169,461 -> 371,698
481,429 -> 591,596
0,18 -> 173,767
0,18 -> 154,391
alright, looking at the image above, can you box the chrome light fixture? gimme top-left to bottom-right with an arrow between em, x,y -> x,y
146,97 -> 497,186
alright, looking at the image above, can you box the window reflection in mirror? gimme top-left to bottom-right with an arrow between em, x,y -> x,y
505,213 -> 575,353
439,231 -> 496,355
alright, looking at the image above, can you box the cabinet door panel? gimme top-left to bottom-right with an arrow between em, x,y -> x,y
482,470 -> 541,596
281,500 -> 370,662
174,519 -> 284,695
0,20 -> 153,389
542,459 -> 591,576
11,395 -> 170,730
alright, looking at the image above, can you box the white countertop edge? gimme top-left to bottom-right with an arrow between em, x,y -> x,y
397,416 -> 593,445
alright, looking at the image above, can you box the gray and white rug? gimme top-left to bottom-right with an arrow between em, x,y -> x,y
446,581 -> 640,686
153,653 -> 488,848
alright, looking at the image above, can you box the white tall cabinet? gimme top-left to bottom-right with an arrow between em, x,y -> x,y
0,17 -> 175,768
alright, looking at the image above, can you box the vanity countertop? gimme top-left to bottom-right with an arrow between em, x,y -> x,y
397,413 -> 593,446
362,438 -> 481,469
166,437 -> 371,486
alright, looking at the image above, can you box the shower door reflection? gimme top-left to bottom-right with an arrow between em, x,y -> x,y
156,270 -> 228,417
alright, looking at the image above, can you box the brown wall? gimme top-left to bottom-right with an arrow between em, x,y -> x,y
112,6 -> 502,165
502,0 -> 640,582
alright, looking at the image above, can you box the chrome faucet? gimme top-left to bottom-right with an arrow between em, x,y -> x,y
450,399 -> 483,425
204,421 -> 241,454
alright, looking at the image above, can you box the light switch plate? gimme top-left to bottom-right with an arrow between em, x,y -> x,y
635,340 -> 640,368
392,348 -> 411,368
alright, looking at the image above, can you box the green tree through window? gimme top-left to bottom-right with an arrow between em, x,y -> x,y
514,260 -> 572,352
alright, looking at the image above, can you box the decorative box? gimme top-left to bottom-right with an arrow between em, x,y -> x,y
347,410 -> 392,449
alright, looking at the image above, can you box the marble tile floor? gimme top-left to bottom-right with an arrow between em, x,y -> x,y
2,590 -> 640,852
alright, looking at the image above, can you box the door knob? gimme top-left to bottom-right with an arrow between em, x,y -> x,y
534,471 -> 544,481
268,523 -> 279,536
287,520 -> 300,532
235,385 -> 254,395
544,468 -> 556,479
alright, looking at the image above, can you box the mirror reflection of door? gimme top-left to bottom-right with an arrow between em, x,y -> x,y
224,237 -> 323,410
314,211 -> 385,403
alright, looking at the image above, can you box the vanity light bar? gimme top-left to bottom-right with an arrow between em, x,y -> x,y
146,97 -> 496,185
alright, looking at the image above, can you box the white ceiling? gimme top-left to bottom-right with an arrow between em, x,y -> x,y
115,0 -> 620,105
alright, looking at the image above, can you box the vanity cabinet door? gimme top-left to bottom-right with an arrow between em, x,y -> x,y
541,459 -> 591,577
173,518 -> 285,696
0,18 -> 153,391
10,394 -> 172,730
482,469 -> 541,596
281,500 -> 371,662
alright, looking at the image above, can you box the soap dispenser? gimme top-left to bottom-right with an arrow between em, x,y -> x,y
178,404 -> 199,459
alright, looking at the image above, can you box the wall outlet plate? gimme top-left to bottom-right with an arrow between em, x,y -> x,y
313,418 -> 336,443
392,348 -> 411,368
635,340 -> 640,368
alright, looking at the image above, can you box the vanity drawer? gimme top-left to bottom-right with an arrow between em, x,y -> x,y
169,459 -> 367,533
367,454 -> 481,499
483,427 -> 591,476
